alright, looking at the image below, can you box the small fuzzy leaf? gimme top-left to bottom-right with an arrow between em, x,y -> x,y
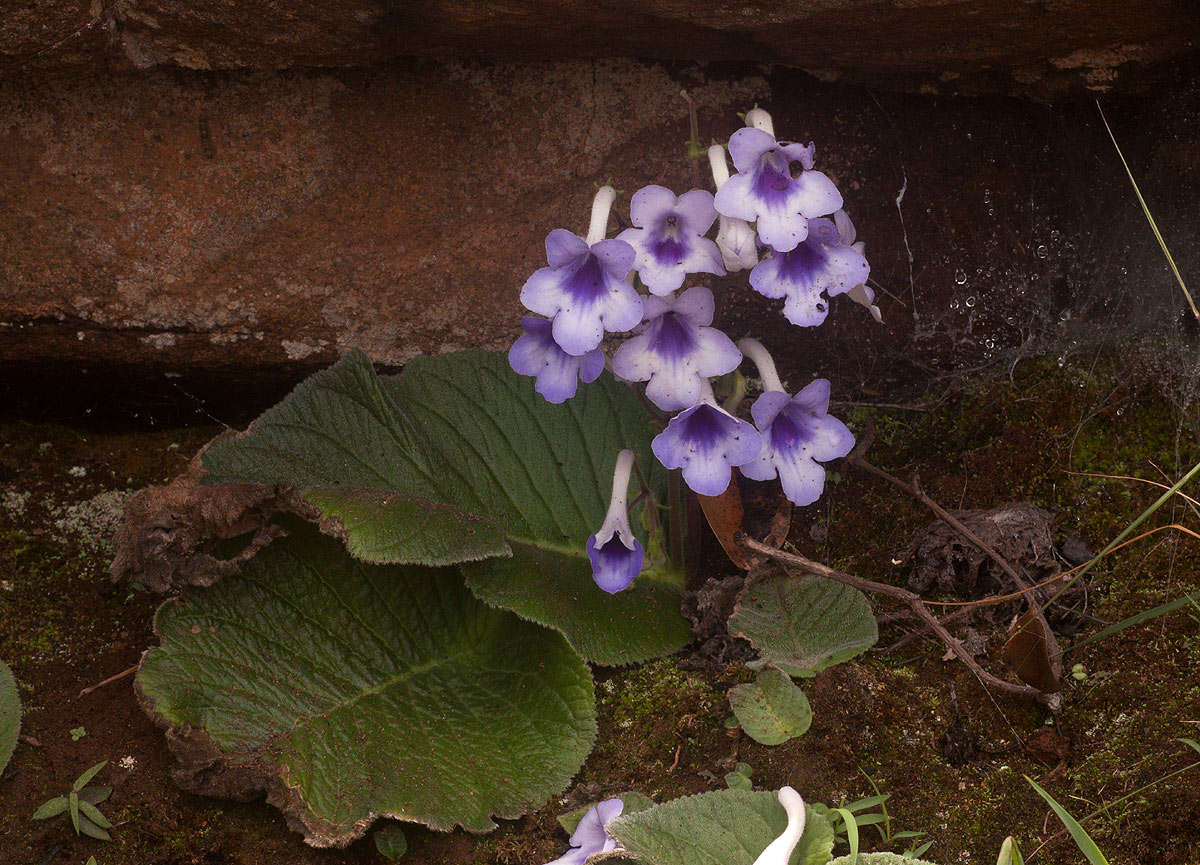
608,789 -> 834,865
73,760 -> 107,791
731,563 -> 877,677
373,822 -> 408,860
558,792 -> 655,835
727,668 -> 812,746
31,796 -> 69,820
79,800 -> 112,829
0,660 -> 19,776
76,811 -> 112,842
725,769 -> 752,791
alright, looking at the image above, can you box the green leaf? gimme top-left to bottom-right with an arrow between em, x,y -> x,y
727,668 -> 813,746
731,564 -> 878,677
1026,776 -> 1109,865
78,800 -> 112,830
86,857 -> 97,865
76,811 -> 111,842
607,789 -> 834,865
31,796 -> 69,820
725,770 -> 753,791
304,486 -> 508,565
73,761 -> 107,791
461,543 -> 688,666
0,660 -> 18,776
69,790 -> 80,834
558,791 -> 656,835
205,349 -> 688,665
137,522 -> 596,847
833,807 -> 859,862
79,786 -> 111,805
373,822 -> 408,860
996,836 -> 1024,865
829,855 -> 936,865
203,349 -> 508,567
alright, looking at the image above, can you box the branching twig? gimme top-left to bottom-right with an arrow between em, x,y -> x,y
737,534 -> 1057,706
845,423 -> 1063,679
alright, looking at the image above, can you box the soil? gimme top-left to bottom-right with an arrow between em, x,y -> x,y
1,351 -> 1199,865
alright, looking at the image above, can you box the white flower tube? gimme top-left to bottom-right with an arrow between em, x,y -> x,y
751,787 -> 806,865
708,144 -> 759,273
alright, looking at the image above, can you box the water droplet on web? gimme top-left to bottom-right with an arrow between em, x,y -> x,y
1057,356 -> 1066,367
965,296 -> 976,308
1035,244 -> 1048,259
1116,407 -> 1125,417
954,269 -> 968,285
1050,230 -> 1062,242
950,299 -> 960,310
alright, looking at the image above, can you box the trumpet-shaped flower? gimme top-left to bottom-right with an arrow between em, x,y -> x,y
544,798 -> 624,865
508,316 -> 605,403
834,209 -> 882,322
740,380 -> 854,507
617,185 -> 725,295
520,187 -> 643,356
651,387 -> 762,497
708,144 -> 759,273
586,449 -> 644,593
612,286 -> 741,412
751,787 -> 807,865
714,126 -> 843,253
748,216 -> 870,327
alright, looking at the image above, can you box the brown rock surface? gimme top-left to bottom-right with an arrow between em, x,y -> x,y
3,1 -> 1197,97
1,58 -> 1198,420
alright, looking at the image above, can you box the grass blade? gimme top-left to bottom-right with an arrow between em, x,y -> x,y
834,807 -> 860,863
1026,777 -> 1109,865
1096,100 -> 1196,323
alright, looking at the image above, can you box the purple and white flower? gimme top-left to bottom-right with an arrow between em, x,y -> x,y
508,316 -> 605,403
708,144 -> 760,273
586,449 -> 644,594
737,338 -> 854,507
520,186 -> 644,356
612,286 -> 741,412
834,209 -> 882,323
748,216 -> 870,327
713,124 -> 844,254
651,383 -> 763,497
544,797 -> 624,865
617,185 -> 725,295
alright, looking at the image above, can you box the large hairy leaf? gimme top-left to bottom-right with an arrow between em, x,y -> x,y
829,855 -> 937,865
0,660 -> 19,776
727,667 -> 812,746
204,350 -> 688,664
730,562 -> 878,677
137,523 -> 596,847
607,789 -> 834,865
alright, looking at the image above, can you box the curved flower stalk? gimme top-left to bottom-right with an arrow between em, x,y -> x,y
617,185 -> 725,295
708,145 -> 759,273
714,115 -> 844,254
751,787 -> 807,865
509,316 -> 605,403
521,186 -> 644,356
738,338 -> 855,507
651,381 -> 762,497
586,449 -> 645,593
835,209 -> 883,323
612,286 -> 741,412
748,216 -> 870,327
544,798 -> 624,865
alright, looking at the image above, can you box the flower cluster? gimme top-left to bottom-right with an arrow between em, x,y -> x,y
511,108 -> 871,593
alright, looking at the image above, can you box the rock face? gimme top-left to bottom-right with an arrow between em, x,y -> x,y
4,1 -> 1198,97
4,56 -> 1198,387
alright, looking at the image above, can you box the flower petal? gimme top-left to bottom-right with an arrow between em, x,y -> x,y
727,127 -> 777,174
629,184 -> 679,228
586,535 -> 644,593
673,188 -> 718,235
712,171 -> 760,223
774,446 -> 827,507
790,170 -> 844,219
545,229 -> 589,268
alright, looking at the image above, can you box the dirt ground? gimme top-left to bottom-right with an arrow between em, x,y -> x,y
1,352 -> 1199,865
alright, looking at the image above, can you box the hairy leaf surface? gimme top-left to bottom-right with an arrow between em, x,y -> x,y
137,524 -> 596,846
